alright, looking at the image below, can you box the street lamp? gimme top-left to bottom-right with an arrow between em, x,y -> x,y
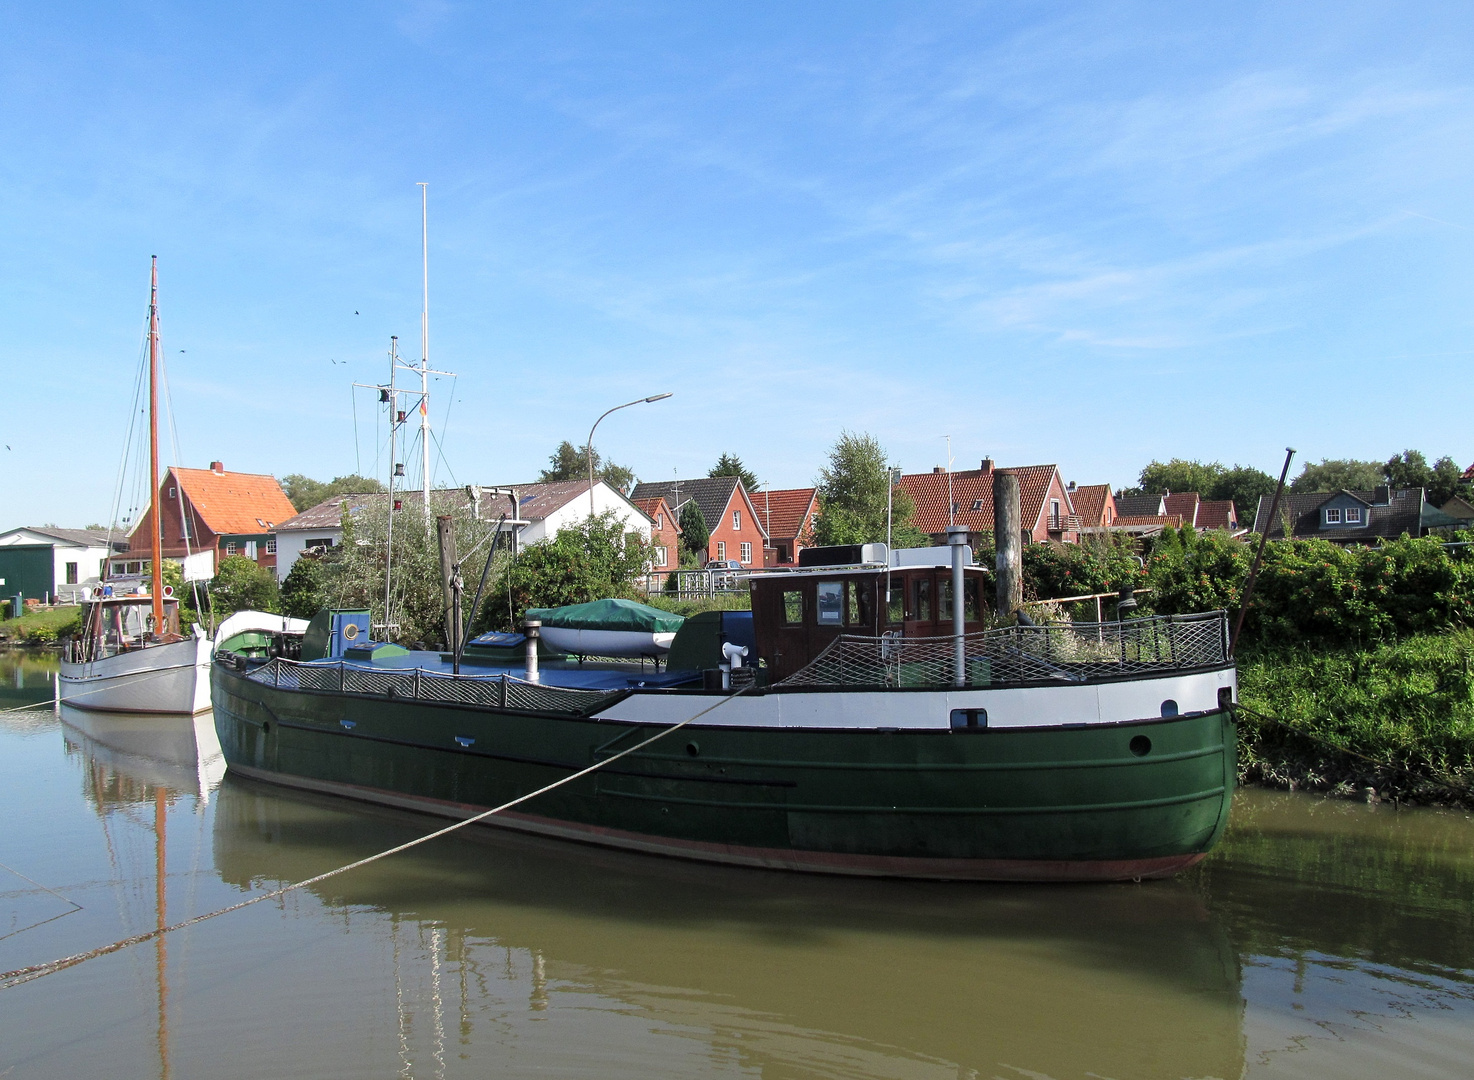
587,393 -> 673,518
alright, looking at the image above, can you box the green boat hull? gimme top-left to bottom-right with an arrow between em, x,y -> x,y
212,663 -> 1236,881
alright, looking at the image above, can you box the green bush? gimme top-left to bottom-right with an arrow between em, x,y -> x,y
209,555 -> 281,622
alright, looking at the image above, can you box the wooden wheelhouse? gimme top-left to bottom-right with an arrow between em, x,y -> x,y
71,591 -> 185,663
749,545 -> 991,681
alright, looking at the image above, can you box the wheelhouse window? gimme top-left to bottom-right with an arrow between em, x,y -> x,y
965,577 -> 980,621
783,590 -> 803,625
1345,507 -> 1362,523
886,581 -> 904,623
939,579 -> 953,620
845,580 -> 872,626
816,581 -> 843,625
914,578 -> 932,622
1325,508 -> 1342,524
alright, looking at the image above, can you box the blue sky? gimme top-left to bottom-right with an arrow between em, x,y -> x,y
5,1 -> 1472,526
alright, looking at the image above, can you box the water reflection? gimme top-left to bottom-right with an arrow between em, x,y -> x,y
0,648 -> 58,710
5,700 -> 1474,1079
212,779 -> 1247,1079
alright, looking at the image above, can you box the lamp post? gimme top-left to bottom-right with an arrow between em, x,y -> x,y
586,393 -> 673,518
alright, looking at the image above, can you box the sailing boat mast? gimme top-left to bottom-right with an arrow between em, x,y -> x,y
418,182 -> 431,517
148,257 -> 165,636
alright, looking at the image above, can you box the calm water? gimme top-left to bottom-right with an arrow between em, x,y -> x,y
3,649 -> 1473,1079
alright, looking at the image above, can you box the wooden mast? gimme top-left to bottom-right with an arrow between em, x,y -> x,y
149,257 -> 165,636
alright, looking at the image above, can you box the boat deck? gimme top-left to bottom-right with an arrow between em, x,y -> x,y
300,650 -> 699,691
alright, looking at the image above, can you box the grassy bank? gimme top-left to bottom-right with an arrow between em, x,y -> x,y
0,605 -> 81,646
640,592 -> 752,617
1236,629 -> 1474,807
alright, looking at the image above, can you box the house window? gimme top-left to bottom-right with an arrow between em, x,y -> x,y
656,514 -> 663,529
777,544 -> 791,563
716,541 -> 726,560
225,542 -> 237,555
1345,507 -> 1362,523
306,538 -> 334,552
168,487 -> 176,499
971,500 -> 983,511
1325,508 -> 1342,524
740,542 -> 752,564
1051,499 -> 1061,526
181,515 -> 192,541
655,546 -> 668,567
783,590 -> 803,624
245,540 -> 258,560
65,562 -> 78,585
266,538 -> 277,554
733,510 -> 740,531
816,581 -> 843,625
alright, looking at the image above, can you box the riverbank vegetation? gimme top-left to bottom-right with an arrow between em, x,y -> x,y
0,605 -> 81,646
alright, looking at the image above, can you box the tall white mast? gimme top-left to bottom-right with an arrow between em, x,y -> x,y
418,181 -> 431,518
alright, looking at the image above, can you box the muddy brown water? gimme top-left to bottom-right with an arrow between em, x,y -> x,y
2,649 -> 1472,1078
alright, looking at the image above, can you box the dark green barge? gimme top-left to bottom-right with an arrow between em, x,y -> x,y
212,555 -> 1237,881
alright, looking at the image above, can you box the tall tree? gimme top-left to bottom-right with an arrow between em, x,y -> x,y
812,431 -> 927,547
538,441 -> 635,493
707,452 -> 759,493
1428,456 -> 1467,506
281,473 -> 385,513
1137,459 -> 1225,495
1291,458 -> 1384,493
1384,449 -> 1433,491
1207,465 -> 1277,514
678,500 -> 710,560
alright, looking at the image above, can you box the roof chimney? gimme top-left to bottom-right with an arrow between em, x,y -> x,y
933,466 -> 945,474
210,461 -> 224,474
1067,480 -> 1077,491
981,458 -> 994,472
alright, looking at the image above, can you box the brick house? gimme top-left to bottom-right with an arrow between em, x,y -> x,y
631,496 -> 682,573
629,477 -> 769,567
117,462 -> 296,581
754,487 -> 819,566
896,460 -> 1080,548
1067,483 -> 1118,528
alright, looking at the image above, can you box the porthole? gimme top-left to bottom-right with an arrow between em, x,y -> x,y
1129,735 -> 1152,757
1160,699 -> 1179,718
686,741 -> 700,757
950,708 -> 987,730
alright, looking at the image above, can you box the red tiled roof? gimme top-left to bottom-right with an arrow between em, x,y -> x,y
169,467 -> 296,536
1161,492 -> 1200,527
1111,514 -> 1185,529
1196,499 -> 1238,530
631,497 -> 681,533
1464,462 -> 1474,481
754,488 -> 818,540
1069,484 -> 1111,527
898,465 -> 1061,535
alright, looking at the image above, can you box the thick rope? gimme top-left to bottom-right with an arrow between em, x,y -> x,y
0,684 -> 752,989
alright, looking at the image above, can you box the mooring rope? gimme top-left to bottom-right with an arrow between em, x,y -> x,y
1232,702 -> 1474,803
0,683 -> 753,989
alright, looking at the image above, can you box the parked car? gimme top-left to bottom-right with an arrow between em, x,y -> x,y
703,559 -> 745,587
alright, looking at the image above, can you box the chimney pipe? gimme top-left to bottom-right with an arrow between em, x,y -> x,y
210,461 -> 224,474
981,458 -> 994,473
933,466 -> 945,474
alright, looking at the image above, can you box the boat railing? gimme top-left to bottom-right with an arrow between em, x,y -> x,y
236,656 -> 628,715
778,610 -> 1230,689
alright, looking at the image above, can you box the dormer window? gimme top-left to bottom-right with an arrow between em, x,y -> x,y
1325,508 -> 1342,524
1345,507 -> 1362,524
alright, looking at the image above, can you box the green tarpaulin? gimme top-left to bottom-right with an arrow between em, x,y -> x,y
525,598 -> 686,634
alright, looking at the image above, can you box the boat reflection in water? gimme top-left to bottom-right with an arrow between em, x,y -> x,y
58,705 -> 224,1080
210,777 -> 1245,1080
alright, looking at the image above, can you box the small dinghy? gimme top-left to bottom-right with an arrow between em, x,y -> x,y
525,598 -> 685,658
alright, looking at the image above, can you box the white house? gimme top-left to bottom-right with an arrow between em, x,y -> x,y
0,528 -> 127,604
271,480 -> 655,582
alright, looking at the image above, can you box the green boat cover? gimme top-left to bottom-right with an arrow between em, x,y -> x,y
525,598 -> 685,634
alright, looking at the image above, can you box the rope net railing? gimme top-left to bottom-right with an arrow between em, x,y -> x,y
239,657 -> 626,715
778,611 -> 1230,689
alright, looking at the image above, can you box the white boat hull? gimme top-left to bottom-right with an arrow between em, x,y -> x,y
59,634 -> 213,714
538,626 -> 677,657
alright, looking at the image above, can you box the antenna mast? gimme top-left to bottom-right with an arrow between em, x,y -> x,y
418,182 -> 431,518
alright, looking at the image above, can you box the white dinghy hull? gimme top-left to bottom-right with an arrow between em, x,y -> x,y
538,626 -> 677,658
